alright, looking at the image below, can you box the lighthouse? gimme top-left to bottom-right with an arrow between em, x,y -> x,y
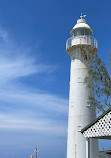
66,15 -> 98,158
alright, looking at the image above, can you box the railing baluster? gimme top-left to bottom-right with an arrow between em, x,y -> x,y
66,36 -> 97,50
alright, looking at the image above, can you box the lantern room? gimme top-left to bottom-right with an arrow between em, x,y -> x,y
70,18 -> 93,37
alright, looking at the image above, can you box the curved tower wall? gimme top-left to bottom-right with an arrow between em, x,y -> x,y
66,17 -> 98,158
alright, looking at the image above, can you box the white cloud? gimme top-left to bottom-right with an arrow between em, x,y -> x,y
0,88 -> 68,114
0,28 -> 68,136
0,113 -> 67,136
0,56 -> 57,84
0,28 -> 58,84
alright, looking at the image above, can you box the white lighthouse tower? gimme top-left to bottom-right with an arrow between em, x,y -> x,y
66,15 -> 98,158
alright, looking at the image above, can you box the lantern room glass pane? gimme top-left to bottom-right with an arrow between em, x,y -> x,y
73,28 -> 92,37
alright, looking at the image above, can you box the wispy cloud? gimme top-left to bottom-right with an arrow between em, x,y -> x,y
0,56 -> 57,84
0,29 -> 8,42
0,89 -> 68,114
0,113 -> 67,136
0,28 -> 68,136
0,27 -> 58,83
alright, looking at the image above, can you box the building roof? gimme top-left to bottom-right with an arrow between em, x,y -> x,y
81,108 -> 111,133
81,108 -> 111,139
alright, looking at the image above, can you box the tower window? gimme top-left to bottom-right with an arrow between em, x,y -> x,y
87,101 -> 90,107
70,101 -> 74,107
78,77 -> 82,83
78,126 -> 81,132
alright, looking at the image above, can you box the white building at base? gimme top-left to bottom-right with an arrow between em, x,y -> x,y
66,15 -> 98,158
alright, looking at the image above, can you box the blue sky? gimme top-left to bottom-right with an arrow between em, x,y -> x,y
0,0 -> 111,158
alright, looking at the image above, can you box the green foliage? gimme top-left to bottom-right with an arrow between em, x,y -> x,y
86,53 -> 111,112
